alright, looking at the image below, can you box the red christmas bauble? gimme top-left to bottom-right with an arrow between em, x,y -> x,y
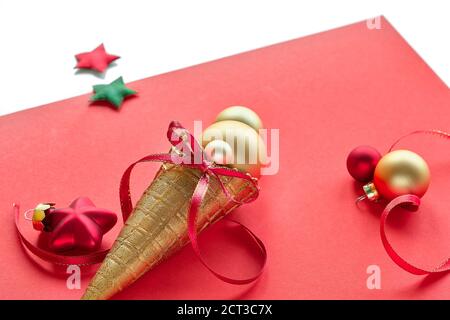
34,197 -> 117,253
346,145 -> 382,182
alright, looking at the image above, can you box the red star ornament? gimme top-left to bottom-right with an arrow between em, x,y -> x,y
36,197 -> 117,252
75,44 -> 120,73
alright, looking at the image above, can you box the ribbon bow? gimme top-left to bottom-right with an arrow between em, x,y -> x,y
119,121 -> 266,284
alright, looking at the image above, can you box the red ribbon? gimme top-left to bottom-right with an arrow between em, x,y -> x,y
381,195 -> 450,275
119,121 -> 266,284
380,129 -> 450,275
388,129 -> 450,152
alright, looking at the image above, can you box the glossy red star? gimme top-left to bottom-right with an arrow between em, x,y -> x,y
75,44 -> 120,73
43,197 -> 117,252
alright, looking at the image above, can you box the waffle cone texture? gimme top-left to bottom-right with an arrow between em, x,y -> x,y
82,164 -> 257,300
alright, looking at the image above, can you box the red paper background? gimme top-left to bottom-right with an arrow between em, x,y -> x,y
0,17 -> 449,299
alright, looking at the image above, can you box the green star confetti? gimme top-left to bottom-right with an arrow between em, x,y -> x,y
91,77 -> 137,109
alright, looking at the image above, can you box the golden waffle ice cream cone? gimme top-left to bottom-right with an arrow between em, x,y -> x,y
82,106 -> 265,300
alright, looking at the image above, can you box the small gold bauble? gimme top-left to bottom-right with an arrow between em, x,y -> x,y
204,139 -> 234,165
374,149 -> 430,200
215,106 -> 263,132
202,120 -> 266,178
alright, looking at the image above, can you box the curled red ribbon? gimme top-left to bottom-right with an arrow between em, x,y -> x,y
380,129 -> 449,275
381,195 -> 450,275
389,129 -> 450,152
119,121 -> 266,284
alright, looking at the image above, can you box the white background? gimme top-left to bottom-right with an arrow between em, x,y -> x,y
0,0 -> 448,116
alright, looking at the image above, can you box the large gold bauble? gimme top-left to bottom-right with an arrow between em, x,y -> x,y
373,149 -> 430,200
202,120 -> 266,178
215,106 -> 263,132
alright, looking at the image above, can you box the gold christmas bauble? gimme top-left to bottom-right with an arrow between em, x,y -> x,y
202,120 -> 266,178
373,149 -> 430,200
215,106 -> 263,132
204,139 -> 234,165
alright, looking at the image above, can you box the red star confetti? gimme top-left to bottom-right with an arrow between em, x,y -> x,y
75,44 -> 120,73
